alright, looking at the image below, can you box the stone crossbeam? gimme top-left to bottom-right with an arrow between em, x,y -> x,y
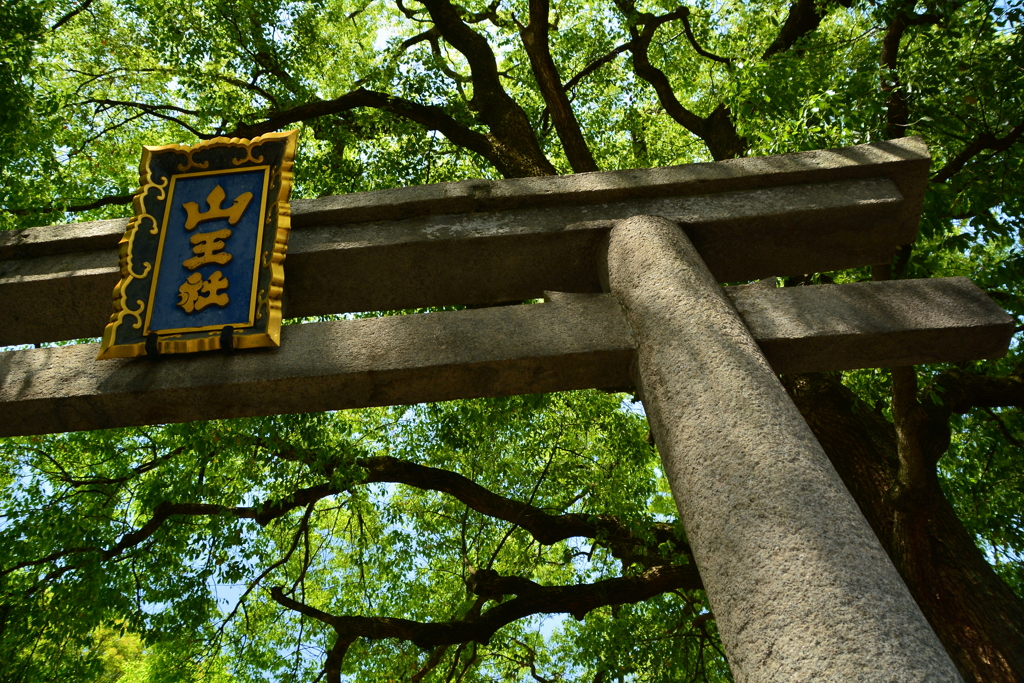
0,278 -> 1011,437
0,138 -> 928,347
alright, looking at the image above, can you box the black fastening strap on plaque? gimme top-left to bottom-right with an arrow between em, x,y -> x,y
220,326 -> 235,355
145,333 -> 161,358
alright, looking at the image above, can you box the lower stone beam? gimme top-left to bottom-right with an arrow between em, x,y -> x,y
0,278 -> 1011,437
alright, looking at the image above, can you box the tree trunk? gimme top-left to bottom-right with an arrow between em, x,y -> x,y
782,372 -> 1024,683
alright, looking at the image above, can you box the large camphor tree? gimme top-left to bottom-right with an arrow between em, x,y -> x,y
1,0 -> 1022,680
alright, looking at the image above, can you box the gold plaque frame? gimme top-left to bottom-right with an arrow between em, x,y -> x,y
97,130 -> 298,359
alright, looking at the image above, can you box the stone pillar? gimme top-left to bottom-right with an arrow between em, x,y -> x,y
605,215 -> 962,682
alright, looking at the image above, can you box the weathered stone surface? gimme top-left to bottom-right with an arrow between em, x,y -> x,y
606,215 -> 963,682
0,278 -> 1010,437
0,137 -> 929,262
2,178 -> 904,346
0,217 -> 128,261
727,276 -> 1014,373
0,295 -> 635,437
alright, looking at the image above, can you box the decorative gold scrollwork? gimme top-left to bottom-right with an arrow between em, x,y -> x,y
149,175 -> 169,201
134,175 -> 169,234
97,130 -> 297,360
177,148 -> 210,173
124,299 -> 146,329
255,288 -> 269,320
127,259 -> 152,280
264,201 -> 279,226
135,214 -> 159,236
231,142 -> 265,166
124,224 -> 153,279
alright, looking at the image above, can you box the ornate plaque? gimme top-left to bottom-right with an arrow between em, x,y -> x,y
97,131 -> 297,359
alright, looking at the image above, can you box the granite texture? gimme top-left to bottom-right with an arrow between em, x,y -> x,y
1,178 -> 904,346
0,279 -> 1012,437
606,214 -> 963,683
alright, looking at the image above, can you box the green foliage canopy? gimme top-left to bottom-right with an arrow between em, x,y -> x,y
1,0 -> 1023,681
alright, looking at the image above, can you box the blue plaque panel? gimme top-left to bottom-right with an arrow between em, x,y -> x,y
97,131 -> 297,359
146,168 -> 268,334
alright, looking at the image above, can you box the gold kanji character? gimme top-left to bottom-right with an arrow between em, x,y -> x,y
177,271 -> 230,313
183,229 -> 232,270
183,185 -> 253,230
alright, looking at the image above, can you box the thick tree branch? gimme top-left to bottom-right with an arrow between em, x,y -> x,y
520,0 -> 599,172
880,5 -> 940,140
400,26 -> 441,49
269,563 -> 701,652
880,10 -> 910,140
422,32 -> 474,85
563,43 -> 632,93
615,2 -> 745,160
324,635 -> 351,683
933,365 -> 1024,414
50,0 -> 95,30
8,451 -> 689,589
678,9 -> 730,64
357,456 -> 689,566
4,192 -> 132,216
888,363 -> 1024,500
762,0 -> 851,59
619,5 -> 701,131
890,366 -> 938,507
227,87 -> 528,176
931,121 -> 1024,184
537,41 -> 633,143
417,0 -> 557,176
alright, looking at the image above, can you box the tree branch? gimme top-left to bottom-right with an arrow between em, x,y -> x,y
983,408 -> 1024,450
934,366 -> 1024,414
78,98 -> 213,140
4,192 -> 132,216
417,0 -> 557,176
931,121 -> 1024,184
880,10 -> 910,140
357,456 -> 689,567
679,9 -> 730,64
226,87 -> 521,176
563,42 -> 632,93
880,5 -> 940,140
520,0 -> 599,172
5,486 -> 337,585
37,445 -> 184,489
269,563 -> 701,653
400,27 -> 442,50
83,98 -> 206,117
614,2 -> 744,160
890,366 -> 937,506
762,0 -> 851,59
50,0 -> 95,30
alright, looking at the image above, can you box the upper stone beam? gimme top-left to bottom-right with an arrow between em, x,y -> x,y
0,138 -> 928,346
0,136 -> 930,261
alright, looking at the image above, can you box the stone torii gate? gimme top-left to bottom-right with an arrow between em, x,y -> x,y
0,137 -> 1013,681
